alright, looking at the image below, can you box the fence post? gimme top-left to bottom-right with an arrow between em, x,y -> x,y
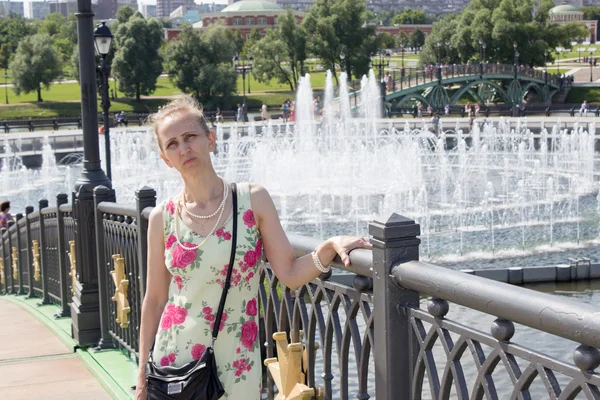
56,193 -> 70,317
370,213 -> 421,400
25,206 -> 34,298
136,186 -> 157,303
38,199 -> 49,305
1,228 -> 6,294
6,222 -> 14,294
93,185 -> 116,350
14,213 -> 24,295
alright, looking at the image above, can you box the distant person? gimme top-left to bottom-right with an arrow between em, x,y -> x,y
0,201 -> 13,228
242,103 -> 249,122
444,104 -> 450,116
282,100 -> 290,123
236,103 -> 243,122
261,103 -> 268,123
215,107 -> 223,123
580,100 -> 589,117
430,112 -> 440,135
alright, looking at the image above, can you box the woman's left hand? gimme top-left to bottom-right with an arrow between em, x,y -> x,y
326,236 -> 373,267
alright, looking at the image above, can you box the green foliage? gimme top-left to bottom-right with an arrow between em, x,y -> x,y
303,0 -> 378,83
241,28 -> 262,58
409,28 -> 426,51
0,14 -> 35,69
116,5 -> 136,24
250,30 -> 295,91
378,32 -> 396,49
279,9 -> 307,88
366,10 -> 396,25
419,0 -> 590,67
9,33 -> 62,102
112,14 -> 163,100
581,6 -> 600,21
164,24 -> 237,101
392,9 -> 428,25
37,13 -> 77,65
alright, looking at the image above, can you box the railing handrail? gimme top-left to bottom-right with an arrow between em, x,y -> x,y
40,207 -> 58,216
59,204 -> 72,213
393,259 -> 600,349
97,201 -> 137,217
26,211 -> 40,221
288,233 -> 373,278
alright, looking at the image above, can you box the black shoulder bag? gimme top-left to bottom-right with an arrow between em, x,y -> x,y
145,183 -> 238,400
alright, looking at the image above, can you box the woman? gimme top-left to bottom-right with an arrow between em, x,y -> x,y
0,201 -> 13,229
135,97 -> 371,399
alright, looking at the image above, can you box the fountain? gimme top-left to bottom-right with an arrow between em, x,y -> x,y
3,71 -> 600,269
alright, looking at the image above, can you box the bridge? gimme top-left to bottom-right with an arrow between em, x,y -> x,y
382,63 -> 567,110
1,187 -> 599,399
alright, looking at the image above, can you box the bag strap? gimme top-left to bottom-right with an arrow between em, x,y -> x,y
211,182 -> 238,345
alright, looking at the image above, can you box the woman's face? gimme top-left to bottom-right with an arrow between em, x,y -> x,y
157,112 -> 216,173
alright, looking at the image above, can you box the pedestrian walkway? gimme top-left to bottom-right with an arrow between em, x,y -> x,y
0,298 -> 111,399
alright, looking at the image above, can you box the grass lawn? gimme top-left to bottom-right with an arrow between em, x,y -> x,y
565,87 -> 600,103
542,68 -> 572,75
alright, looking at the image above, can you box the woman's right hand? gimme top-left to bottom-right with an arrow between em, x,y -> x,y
134,378 -> 147,400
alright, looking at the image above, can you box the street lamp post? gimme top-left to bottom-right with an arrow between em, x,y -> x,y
513,41 -> 519,78
94,21 -> 113,181
73,0 -> 113,347
372,50 -> 391,117
232,53 -> 253,116
590,51 -> 593,82
3,69 -> 7,104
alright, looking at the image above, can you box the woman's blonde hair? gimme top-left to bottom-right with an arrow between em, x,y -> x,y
148,96 -> 211,151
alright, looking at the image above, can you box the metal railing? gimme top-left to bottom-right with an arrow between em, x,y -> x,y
1,191 -> 598,400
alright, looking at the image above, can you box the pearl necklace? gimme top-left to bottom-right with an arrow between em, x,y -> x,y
174,194 -> 228,252
182,178 -> 227,220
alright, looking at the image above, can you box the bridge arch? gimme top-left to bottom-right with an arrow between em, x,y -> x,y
521,82 -> 544,102
391,93 -> 431,109
449,80 -> 510,106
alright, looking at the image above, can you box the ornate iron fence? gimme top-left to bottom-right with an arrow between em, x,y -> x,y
27,210 -> 42,298
259,234 -> 375,400
93,186 -> 156,356
370,213 -> 600,400
41,206 -> 62,305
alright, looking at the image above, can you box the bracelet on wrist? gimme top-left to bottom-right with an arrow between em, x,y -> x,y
311,250 -> 331,273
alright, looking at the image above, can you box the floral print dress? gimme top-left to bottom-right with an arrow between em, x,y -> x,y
154,182 -> 262,399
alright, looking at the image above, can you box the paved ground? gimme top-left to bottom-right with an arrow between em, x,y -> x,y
0,298 -> 111,400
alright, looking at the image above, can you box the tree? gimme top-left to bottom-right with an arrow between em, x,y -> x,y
9,33 -> 62,102
409,28 -> 425,51
419,0 -> 589,66
0,15 -> 35,70
111,14 -> 163,100
38,13 -> 78,65
164,24 -> 237,100
396,31 -> 410,49
303,0 -> 378,83
581,6 -> 600,40
251,30 -> 295,90
392,9 -> 428,25
279,9 -> 307,87
116,5 -> 136,24
241,27 -> 262,58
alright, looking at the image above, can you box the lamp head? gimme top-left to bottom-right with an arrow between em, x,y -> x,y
93,21 -> 113,57
232,53 -> 239,67
248,55 -> 253,67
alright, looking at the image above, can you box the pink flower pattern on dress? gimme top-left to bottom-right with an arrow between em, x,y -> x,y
245,298 -> 257,317
240,320 -> 258,351
166,234 -> 177,250
174,275 -> 183,290
171,243 -> 197,269
165,199 -> 175,215
160,304 -> 188,330
242,210 -> 255,228
191,343 -> 206,360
